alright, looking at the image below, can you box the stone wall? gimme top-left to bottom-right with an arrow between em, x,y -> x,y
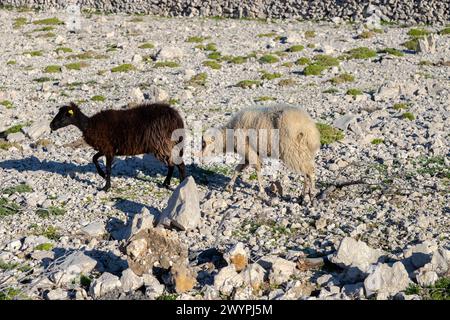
0,0 -> 448,24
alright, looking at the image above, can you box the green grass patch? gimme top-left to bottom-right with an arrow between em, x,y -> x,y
154,61 -> 179,68
0,260 -> 18,271
36,206 -> 66,218
257,32 -> 277,38
323,88 -> 339,94
65,62 -> 89,70
44,65 -> 62,73
0,198 -> 21,217
68,51 -> 108,60
303,64 -> 327,76
439,27 -> 450,35
34,243 -> 53,251
316,123 -> 344,145
157,293 -> 179,300
37,32 -> 56,38
2,183 -> 33,195
419,60 -> 433,66
393,103 -> 409,110
330,73 -> 355,84
229,56 -> 248,64
186,36 -> 209,43
138,42 -> 154,49
80,274 -> 92,287
305,30 -> 316,38
202,60 -> 221,69
254,96 -> 276,102
23,50 -> 43,57
402,112 -> 415,121
0,288 -> 25,300
278,78 -> 297,87
111,63 -> 135,72
403,39 -> 419,51
286,45 -> 304,52
33,225 -> 61,240
207,51 -> 221,60
346,88 -> 363,97
4,124 -> 25,135
414,156 -> 449,179
196,43 -> 218,51
1,100 -> 14,109
371,138 -> 384,145
0,141 -> 14,151
378,47 -> 404,57
32,17 -> 63,25
407,28 -> 430,37
260,71 -> 282,80
295,57 -> 310,65
6,60 -> 16,65
405,277 -> 449,300
55,47 -> 73,54
33,77 -> 52,83
13,17 -> 28,28
281,62 -> 294,68
91,95 -> 105,102
314,54 -> 340,67
235,80 -> 261,89
345,47 -> 377,59
33,26 -> 54,32
259,54 -> 279,64
359,30 -> 376,39
187,72 -> 207,86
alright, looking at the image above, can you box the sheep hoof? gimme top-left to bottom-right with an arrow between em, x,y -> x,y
225,185 -> 234,194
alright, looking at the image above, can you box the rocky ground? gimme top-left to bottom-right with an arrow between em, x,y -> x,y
0,8 -> 449,300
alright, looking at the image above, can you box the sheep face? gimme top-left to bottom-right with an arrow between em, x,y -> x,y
50,103 -> 80,131
201,128 -> 226,158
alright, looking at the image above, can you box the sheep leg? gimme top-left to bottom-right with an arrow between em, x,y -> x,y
163,165 -> 175,187
101,155 -> 113,191
299,174 -> 309,205
226,164 -> 247,193
93,152 -> 105,179
308,172 -> 317,206
254,162 -> 266,197
176,162 -> 187,182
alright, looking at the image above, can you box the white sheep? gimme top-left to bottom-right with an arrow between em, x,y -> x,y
201,104 -> 321,203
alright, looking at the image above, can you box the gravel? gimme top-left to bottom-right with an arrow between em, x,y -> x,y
0,8 -> 449,300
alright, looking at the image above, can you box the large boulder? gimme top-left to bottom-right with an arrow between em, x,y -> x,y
51,251 -> 97,285
329,237 -> 386,279
364,262 -> 411,299
214,266 -> 244,295
158,176 -> 201,231
89,272 -> 122,298
120,268 -> 144,293
126,226 -> 188,276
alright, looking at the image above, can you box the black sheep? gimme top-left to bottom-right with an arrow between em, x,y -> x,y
50,102 -> 186,191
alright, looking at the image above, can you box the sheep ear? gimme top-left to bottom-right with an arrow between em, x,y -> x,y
69,102 -> 78,108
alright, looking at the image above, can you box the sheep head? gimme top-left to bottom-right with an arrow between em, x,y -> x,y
50,102 -> 82,131
200,127 -> 226,158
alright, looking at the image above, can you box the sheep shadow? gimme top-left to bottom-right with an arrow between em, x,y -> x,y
0,155 -> 232,189
187,163 -> 234,190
